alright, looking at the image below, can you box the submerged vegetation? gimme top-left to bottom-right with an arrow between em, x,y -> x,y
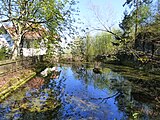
0,69 -> 36,102
0,64 -> 160,119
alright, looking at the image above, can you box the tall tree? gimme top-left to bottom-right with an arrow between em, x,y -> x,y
84,34 -> 94,62
123,0 -> 152,41
157,0 -> 160,13
0,0 -> 79,59
70,37 -> 85,61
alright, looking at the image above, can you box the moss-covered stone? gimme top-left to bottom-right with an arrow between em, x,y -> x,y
0,70 -> 36,102
20,98 -> 61,112
106,64 -> 160,81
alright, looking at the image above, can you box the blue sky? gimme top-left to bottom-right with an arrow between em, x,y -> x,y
76,0 -> 126,34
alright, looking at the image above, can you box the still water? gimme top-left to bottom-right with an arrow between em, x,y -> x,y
0,64 -> 160,120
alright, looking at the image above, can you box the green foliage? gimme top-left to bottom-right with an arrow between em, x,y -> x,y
93,32 -> 117,55
0,47 -> 10,60
0,47 -> 6,60
0,0 -> 80,59
138,56 -> 149,63
119,10 -> 134,34
70,32 -> 121,62
84,34 -> 94,62
121,0 -> 153,42
132,112 -> 139,120
0,29 -> 4,34
70,37 -> 85,61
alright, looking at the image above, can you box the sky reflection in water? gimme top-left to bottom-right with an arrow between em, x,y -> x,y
0,64 -> 159,120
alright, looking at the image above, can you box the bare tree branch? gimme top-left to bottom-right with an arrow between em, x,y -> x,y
91,92 -> 121,104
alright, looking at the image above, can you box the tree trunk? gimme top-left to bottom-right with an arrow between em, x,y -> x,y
11,40 -> 20,59
11,34 -> 23,60
135,0 -> 139,41
11,23 -> 24,60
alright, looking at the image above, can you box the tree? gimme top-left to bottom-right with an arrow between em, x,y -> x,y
92,32 -> 119,56
70,37 -> 85,61
123,0 -> 152,41
0,0 -> 79,59
84,34 -> 94,62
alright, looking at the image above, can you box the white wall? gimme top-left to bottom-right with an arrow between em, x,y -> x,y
22,48 -> 47,57
0,33 -> 47,57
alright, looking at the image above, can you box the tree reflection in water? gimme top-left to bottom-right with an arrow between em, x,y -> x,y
0,64 -> 160,119
0,76 -> 65,120
69,63 -> 160,119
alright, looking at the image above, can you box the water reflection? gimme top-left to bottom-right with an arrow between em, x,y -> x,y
0,64 -> 160,120
57,64 -> 127,120
0,76 -> 62,120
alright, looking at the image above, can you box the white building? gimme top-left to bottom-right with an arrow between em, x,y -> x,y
0,24 -> 47,57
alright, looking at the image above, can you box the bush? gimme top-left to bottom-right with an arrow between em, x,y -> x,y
0,47 -> 10,60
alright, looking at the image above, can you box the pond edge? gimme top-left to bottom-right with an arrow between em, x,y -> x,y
0,71 -> 36,102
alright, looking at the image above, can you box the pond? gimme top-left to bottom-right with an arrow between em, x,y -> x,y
0,63 -> 160,120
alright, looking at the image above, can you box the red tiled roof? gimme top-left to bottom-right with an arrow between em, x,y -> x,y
3,25 -> 46,40
23,30 -> 45,40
